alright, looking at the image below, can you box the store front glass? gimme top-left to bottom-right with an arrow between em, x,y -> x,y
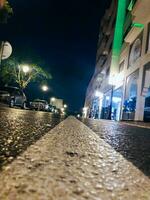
144,88 -> 150,121
101,90 -> 112,119
90,97 -> 100,119
111,87 -> 123,121
122,71 -> 139,120
142,64 -> 150,121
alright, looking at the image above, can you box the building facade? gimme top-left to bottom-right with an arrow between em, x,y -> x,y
50,98 -> 63,109
84,0 -> 150,122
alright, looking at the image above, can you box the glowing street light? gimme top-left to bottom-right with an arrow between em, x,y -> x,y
22,65 -> 30,74
51,97 -> 56,102
42,85 -> 49,92
82,107 -> 88,118
64,104 -> 67,108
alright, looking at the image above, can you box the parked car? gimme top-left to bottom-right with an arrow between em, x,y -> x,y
0,86 -> 27,108
30,99 -> 49,111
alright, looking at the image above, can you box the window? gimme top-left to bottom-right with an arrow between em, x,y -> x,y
129,37 -> 142,67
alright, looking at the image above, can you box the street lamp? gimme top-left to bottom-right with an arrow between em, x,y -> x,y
82,107 -> 88,118
51,97 -> 56,102
42,85 -> 49,92
41,85 -> 49,100
64,104 -> 67,108
22,65 -> 30,74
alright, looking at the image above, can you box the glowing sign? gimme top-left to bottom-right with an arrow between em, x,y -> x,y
109,0 -> 127,84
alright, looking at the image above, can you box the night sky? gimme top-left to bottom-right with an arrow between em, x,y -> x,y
1,0 -> 111,112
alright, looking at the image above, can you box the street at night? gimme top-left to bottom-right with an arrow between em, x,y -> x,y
0,116 -> 150,199
82,118 -> 150,177
1,0 -> 150,199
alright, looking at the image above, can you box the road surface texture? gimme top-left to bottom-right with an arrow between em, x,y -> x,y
0,116 -> 150,200
0,106 -> 63,168
82,118 -> 150,177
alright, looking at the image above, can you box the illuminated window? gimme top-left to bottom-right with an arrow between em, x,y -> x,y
129,37 -> 142,67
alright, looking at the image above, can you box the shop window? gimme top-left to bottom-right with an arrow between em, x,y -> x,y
144,88 -> 150,121
111,87 -> 123,121
122,71 -> 139,120
128,37 -> 142,68
143,64 -> 150,121
101,90 -> 112,119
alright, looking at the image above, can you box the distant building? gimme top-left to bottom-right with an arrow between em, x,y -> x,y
84,0 -> 150,122
50,98 -> 63,109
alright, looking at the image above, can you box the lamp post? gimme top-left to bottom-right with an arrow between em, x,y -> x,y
82,107 -> 88,118
50,97 -> 56,106
64,104 -> 67,109
22,65 -> 30,74
42,85 -> 48,92
41,85 -> 49,100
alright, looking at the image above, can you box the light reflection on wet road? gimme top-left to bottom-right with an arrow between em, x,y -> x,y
82,118 -> 150,177
0,106 -> 63,168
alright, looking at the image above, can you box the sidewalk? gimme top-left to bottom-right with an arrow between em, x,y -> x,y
0,117 -> 150,200
121,120 -> 150,129
93,118 -> 150,129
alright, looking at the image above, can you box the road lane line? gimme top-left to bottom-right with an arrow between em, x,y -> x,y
0,116 -> 149,200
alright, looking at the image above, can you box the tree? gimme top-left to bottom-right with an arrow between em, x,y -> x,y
0,58 -> 52,90
0,0 -> 13,23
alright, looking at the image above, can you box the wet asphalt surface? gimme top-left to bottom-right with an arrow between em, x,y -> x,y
0,106 -> 63,169
82,118 -> 150,177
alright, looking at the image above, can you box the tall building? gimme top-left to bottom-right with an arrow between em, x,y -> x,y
84,0 -> 150,122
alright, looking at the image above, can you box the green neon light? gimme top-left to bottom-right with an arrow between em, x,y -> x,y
132,22 -> 144,28
110,0 -> 127,79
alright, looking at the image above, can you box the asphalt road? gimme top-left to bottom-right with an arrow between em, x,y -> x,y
82,118 -> 150,177
0,117 -> 150,199
0,106 -> 63,168
0,105 -> 150,179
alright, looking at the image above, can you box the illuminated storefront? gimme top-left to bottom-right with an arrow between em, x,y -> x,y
85,0 -> 150,122
122,71 -> 139,120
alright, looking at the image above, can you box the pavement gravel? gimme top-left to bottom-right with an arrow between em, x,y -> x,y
0,116 -> 150,200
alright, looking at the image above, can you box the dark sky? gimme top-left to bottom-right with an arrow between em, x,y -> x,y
1,0 -> 111,112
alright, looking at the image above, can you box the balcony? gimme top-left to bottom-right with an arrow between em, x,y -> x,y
132,0 -> 150,24
124,25 -> 143,44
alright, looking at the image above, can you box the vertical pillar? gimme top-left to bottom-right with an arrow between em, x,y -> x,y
135,67 -> 145,121
135,23 -> 148,121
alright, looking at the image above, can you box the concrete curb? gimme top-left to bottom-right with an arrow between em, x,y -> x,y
0,116 -> 149,200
